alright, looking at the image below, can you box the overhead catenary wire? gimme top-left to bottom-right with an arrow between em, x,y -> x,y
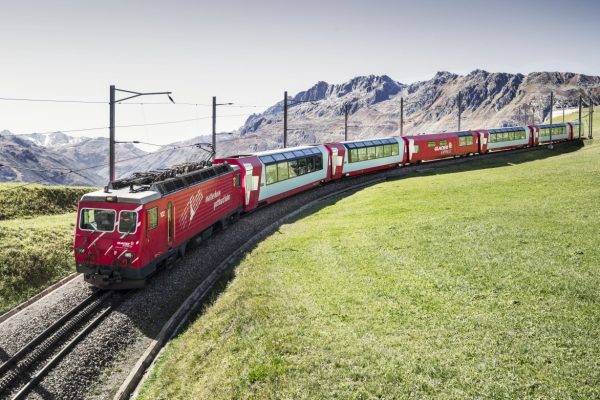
0,142 -> 207,192
0,113 -> 255,136
0,96 -> 269,109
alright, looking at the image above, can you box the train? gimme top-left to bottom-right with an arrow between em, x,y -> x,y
74,122 -> 580,288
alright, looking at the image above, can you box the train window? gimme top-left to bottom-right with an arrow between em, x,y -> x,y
293,151 -> 305,158
358,147 -> 367,161
80,209 -> 116,232
413,144 -> 420,154
350,149 -> 358,162
234,174 -> 241,187
459,136 -> 473,146
440,140 -> 448,146
118,211 -> 138,234
306,156 -> 315,172
367,146 -> 376,159
277,162 -> 289,181
391,143 -> 399,156
427,141 -> 435,147
288,160 -> 298,178
147,207 -> 158,231
273,153 -> 286,162
384,145 -> 392,157
376,145 -> 384,158
314,155 -> 323,170
266,164 -> 278,185
298,158 -> 307,175
365,141 -> 374,146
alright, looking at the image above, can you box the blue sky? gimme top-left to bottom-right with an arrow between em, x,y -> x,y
0,0 -> 598,146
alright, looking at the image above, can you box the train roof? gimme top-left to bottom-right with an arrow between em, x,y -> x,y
221,144 -> 323,159
404,130 -> 474,140
80,187 -> 162,205
536,123 -> 568,129
81,163 -> 235,205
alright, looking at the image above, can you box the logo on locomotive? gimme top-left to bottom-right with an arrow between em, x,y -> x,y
179,189 -> 232,229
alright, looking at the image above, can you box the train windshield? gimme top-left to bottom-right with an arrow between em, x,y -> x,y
118,211 -> 138,234
80,209 -> 116,232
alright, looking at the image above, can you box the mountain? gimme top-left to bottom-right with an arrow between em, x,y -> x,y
0,131 -> 148,186
2,70 -> 599,186
235,70 -> 600,149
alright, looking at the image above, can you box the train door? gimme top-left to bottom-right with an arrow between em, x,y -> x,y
167,201 -> 173,248
478,131 -> 488,153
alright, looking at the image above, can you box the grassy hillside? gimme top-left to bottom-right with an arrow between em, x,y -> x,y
0,183 -> 93,220
0,183 -> 93,313
551,104 -> 599,136
139,139 -> 600,399
0,213 -> 77,313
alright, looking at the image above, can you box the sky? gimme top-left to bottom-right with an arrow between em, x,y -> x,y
0,0 -> 598,148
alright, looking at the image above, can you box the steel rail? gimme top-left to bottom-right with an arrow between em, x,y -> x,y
0,290 -> 113,397
11,306 -> 114,400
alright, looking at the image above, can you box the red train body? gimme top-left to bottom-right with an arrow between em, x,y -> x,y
75,122 -> 580,288
75,164 -> 243,287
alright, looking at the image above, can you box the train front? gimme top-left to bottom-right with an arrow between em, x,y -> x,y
74,188 -> 153,288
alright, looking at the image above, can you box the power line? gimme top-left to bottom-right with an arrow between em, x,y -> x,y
0,142 -> 206,192
0,113 -> 254,136
0,96 -> 269,109
0,97 -> 106,104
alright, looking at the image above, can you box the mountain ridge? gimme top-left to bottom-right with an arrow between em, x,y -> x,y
2,69 -> 599,186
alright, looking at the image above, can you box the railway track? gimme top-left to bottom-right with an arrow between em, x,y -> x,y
0,289 -> 125,399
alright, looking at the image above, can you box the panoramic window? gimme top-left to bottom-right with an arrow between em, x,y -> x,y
367,146 -> 376,160
80,209 -> 116,232
345,140 -> 400,163
288,160 -> 298,178
262,152 -> 324,185
277,162 -> 289,181
119,211 -> 138,234
147,207 -> 158,230
266,164 -> 278,185
384,144 -> 392,157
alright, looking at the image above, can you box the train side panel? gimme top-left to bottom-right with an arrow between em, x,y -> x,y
338,137 -> 404,176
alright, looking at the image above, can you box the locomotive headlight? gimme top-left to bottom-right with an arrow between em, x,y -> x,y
76,248 -> 86,254
123,251 -> 135,259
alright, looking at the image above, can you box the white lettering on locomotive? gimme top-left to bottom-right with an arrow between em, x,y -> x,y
205,190 -> 221,203
213,194 -> 231,210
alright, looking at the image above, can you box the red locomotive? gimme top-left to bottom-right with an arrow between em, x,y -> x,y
74,122 -> 580,288
74,163 -> 243,288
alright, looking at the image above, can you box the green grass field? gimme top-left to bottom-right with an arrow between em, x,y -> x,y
0,183 -> 92,314
0,213 -> 78,314
139,138 -> 600,399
